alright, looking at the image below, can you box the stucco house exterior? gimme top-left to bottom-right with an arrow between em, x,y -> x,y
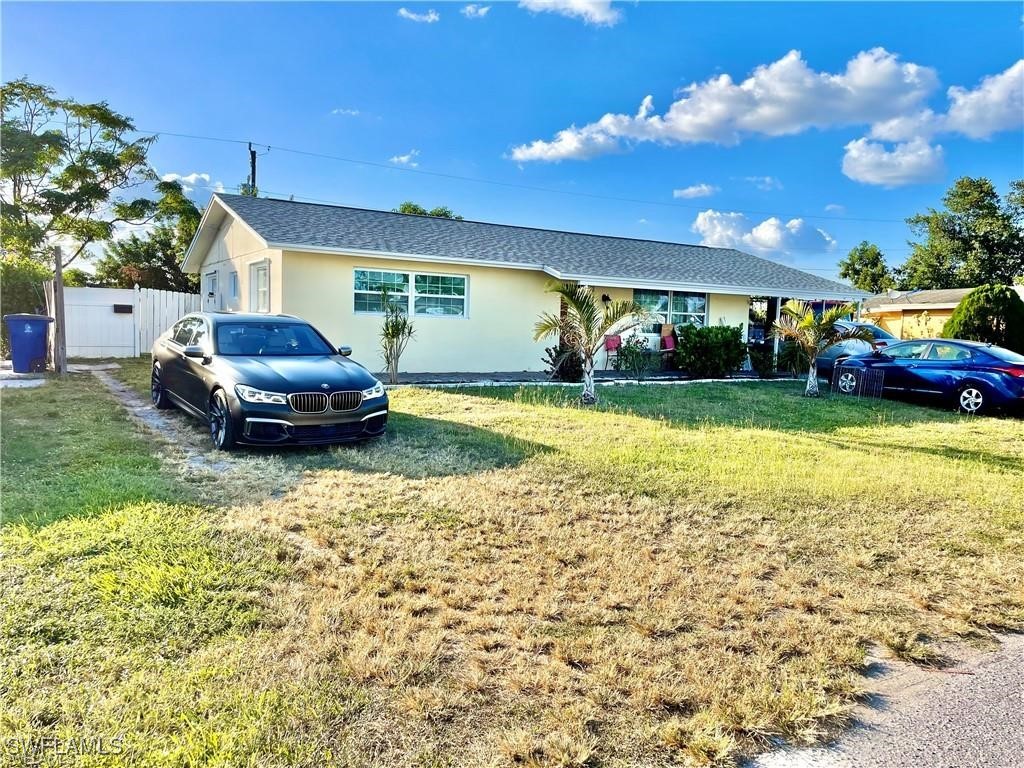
182,194 -> 864,373
862,286 -> 1024,339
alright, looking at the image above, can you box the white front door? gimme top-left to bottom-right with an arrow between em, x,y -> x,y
204,272 -> 219,311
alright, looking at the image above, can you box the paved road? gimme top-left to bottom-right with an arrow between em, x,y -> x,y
750,635 -> 1024,768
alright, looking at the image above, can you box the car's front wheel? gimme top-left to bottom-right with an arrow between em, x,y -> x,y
208,389 -> 237,450
151,366 -> 172,409
836,369 -> 859,395
957,384 -> 987,415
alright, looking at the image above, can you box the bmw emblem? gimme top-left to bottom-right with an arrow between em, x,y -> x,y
321,383 -> 330,390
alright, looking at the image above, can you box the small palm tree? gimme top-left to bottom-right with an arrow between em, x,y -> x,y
772,300 -> 871,397
534,282 -> 648,404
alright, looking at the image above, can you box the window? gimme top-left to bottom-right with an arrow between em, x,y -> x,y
886,341 -> 930,360
927,343 -> 971,361
251,262 -> 270,313
229,271 -> 240,301
215,321 -> 334,356
354,268 -> 467,317
190,319 -> 209,350
172,318 -> 199,345
634,289 -> 707,331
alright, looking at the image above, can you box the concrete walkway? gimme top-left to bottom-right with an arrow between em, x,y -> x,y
750,634 -> 1024,768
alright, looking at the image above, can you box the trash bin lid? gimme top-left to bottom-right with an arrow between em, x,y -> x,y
3,314 -> 54,322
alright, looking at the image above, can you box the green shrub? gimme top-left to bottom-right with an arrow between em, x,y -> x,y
612,334 -> 654,382
941,284 -> 1024,352
777,340 -> 810,377
0,257 -> 51,357
676,324 -> 746,379
542,344 -> 584,382
746,342 -> 776,378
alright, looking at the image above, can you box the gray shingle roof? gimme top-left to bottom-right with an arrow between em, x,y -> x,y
215,193 -> 863,298
862,288 -> 973,310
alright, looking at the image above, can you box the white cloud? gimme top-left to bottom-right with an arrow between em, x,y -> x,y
824,203 -> 845,214
461,4 -> 490,18
161,172 -> 210,186
518,0 -> 621,26
944,59 -> 1024,139
331,107 -> 361,116
211,181 -> 226,194
672,183 -> 718,199
745,175 -> 783,191
637,218 -> 648,224
841,137 -> 945,187
692,209 -> 836,256
389,149 -> 421,167
511,48 -> 938,161
397,7 -> 440,23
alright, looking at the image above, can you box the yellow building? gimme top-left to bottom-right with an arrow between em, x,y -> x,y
861,288 -> 974,339
183,194 -> 864,373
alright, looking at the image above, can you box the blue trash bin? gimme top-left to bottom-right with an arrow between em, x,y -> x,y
4,314 -> 54,373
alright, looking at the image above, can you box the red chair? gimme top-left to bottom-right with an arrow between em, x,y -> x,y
604,334 -> 621,369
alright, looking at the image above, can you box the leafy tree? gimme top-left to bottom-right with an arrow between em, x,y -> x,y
941,284 -> 1024,352
534,282 -> 647,404
93,222 -> 199,292
0,256 -> 50,355
393,201 -> 463,220
62,268 -> 90,287
838,241 -> 894,294
772,300 -> 871,397
896,177 -> 1024,289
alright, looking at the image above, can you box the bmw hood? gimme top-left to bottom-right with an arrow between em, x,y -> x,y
221,355 -> 379,393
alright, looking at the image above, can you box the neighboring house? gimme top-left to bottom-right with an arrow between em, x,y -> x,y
182,194 -> 865,373
862,287 -> 1024,339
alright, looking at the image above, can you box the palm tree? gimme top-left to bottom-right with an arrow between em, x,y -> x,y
534,282 -> 648,404
772,300 -> 872,397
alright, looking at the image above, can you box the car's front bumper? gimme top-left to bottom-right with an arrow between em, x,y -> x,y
231,394 -> 389,445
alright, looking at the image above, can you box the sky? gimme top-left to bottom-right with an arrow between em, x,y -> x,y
3,1 -> 1022,282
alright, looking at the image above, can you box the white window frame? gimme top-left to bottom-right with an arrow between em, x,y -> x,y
633,289 -> 708,330
353,267 -> 468,319
250,260 -> 271,313
229,270 -> 240,301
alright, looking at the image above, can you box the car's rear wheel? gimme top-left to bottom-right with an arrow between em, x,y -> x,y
836,370 -> 858,394
209,389 -> 237,450
151,366 -> 172,409
957,385 -> 986,415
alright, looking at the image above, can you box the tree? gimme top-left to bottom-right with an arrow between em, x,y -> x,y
941,284 -> 1024,352
772,300 -> 872,397
93,192 -> 201,291
62,268 -> 90,287
896,177 -> 1024,290
533,282 -> 647,404
393,201 -> 463,220
838,241 -> 894,294
379,289 -> 415,384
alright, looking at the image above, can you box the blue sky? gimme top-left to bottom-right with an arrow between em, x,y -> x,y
3,1 -> 1022,281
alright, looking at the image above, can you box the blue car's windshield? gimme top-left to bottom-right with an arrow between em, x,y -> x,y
215,322 -> 334,356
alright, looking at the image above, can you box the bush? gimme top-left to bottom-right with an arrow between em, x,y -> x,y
746,342 -> 776,378
1,257 -> 51,357
777,340 -> 810,377
675,324 -> 746,379
942,284 -> 1024,352
612,334 -> 654,382
542,344 -> 584,382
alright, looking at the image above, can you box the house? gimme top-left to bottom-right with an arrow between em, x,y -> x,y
182,194 -> 865,372
860,288 -> 974,339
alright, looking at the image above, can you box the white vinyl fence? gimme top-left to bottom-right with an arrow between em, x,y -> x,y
45,283 -> 200,358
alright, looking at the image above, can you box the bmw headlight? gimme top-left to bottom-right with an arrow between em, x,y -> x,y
235,384 -> 288,405
362,380 -> 385,399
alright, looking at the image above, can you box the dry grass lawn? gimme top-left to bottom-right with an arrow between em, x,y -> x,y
3,362 -> 1023,767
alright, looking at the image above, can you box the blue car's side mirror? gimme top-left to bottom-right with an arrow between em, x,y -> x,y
338,346 -> 352,357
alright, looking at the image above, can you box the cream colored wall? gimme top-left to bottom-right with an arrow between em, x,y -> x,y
196,218 -> 283,313
281,250 -> 560,373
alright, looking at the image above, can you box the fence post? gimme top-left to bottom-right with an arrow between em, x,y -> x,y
133,284 -> 141,357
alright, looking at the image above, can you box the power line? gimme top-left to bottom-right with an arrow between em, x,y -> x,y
140,127 -> 913,226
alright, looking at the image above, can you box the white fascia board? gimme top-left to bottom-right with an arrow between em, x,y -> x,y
863,303 -> 960,313
181,195 -> 270,274
542,267 -> 866,301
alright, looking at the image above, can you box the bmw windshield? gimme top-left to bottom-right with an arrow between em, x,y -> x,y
215,322 -> 335,356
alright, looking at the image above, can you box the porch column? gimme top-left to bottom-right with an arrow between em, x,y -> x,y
771,297 -> 781,357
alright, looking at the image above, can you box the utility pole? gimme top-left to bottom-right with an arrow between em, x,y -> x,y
52,245 -> 67,376
248,142 -> 257,195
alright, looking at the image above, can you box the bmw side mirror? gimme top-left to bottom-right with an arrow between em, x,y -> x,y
183,345 -> 209,362
338,346 -> 352,357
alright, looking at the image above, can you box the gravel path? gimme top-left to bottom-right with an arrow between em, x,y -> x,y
750,634 -> 1024,767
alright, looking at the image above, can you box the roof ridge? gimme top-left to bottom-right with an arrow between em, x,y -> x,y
216,192 -> 733,252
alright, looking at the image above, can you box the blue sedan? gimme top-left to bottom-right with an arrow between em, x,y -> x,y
835,339 -> 1024,415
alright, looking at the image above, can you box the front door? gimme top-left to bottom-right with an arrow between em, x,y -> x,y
204,272 -> 219,311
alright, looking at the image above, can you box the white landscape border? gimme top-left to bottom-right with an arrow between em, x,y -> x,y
387,377 -> 782,390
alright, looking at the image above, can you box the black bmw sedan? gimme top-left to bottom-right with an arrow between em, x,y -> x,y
151,313 -> 388,449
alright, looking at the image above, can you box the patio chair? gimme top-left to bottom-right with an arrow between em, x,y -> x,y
603,334 -> 621,369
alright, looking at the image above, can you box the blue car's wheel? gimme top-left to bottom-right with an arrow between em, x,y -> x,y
837,370 -> 858,395
957,385 -> 986,415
